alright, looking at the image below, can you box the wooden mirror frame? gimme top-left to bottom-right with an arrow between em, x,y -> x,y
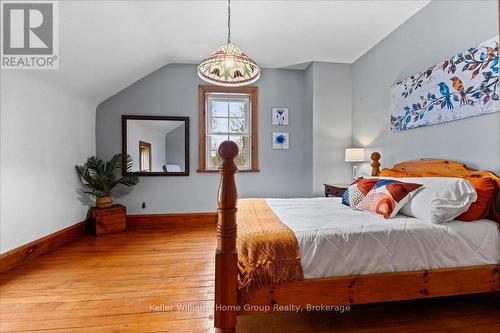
121,115 -> 190,176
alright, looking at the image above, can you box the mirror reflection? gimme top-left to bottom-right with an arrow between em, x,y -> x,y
123,116 -> 189,176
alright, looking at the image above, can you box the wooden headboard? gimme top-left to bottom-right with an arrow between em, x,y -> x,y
374,156 -> 500,186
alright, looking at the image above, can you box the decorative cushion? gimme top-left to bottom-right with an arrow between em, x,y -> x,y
457,178 -> 497,221
341,178 -> 379,208
398,177 -> 477,223
357,179 -> 423,219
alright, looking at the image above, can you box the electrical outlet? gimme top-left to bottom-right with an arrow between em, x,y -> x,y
142,202 -> 146,209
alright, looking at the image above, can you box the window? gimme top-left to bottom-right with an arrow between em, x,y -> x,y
198,85 -> 258,172
139,141 -> 152,172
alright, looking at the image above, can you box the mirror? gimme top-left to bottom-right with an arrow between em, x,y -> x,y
122,115 -> 189,176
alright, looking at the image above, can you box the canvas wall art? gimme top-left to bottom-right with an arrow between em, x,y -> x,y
391,36 -> 499,132
272,132 -> 289,150
272,107 -> 289,126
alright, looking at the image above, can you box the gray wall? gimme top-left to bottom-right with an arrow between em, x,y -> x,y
165,125 -> 185,170
1,71 -> 95,253
352,0 -> 500,174
96,64 -> 314,213
310,62 -> 352,195
304,64 -> 315,193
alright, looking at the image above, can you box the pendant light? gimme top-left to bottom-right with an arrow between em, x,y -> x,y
197,0 -> 260,86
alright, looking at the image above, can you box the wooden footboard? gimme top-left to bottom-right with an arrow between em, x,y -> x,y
240,265 -> 499,315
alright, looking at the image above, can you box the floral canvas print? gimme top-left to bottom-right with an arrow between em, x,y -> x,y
391,36 -> 499,132
272,107 -> 289,126
273,132 -> 289,150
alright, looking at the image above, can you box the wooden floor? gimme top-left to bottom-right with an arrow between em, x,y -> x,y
1,221 -> 499,333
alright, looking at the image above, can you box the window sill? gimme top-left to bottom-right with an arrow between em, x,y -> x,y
197,169 -> 260,173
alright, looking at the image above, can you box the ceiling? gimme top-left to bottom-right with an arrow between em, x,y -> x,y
128,119 -> 185,134
15,0 -> 431,104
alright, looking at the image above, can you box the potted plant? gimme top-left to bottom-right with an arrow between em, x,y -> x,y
76,154 -> 139,208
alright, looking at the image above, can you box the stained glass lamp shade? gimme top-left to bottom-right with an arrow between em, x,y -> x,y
197,43 -> 260,87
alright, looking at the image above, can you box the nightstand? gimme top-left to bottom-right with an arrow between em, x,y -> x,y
324,183 -> 349,197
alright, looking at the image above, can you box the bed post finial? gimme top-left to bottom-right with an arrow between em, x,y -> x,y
371,152 -> 381,176
215,140 -> 238,333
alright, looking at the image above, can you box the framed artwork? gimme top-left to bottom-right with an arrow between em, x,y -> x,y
272,107 -> 289,126
391,36 -> 499,132
272,132 -> 289,150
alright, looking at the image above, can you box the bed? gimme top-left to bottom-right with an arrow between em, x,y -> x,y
214,141 -> 500,333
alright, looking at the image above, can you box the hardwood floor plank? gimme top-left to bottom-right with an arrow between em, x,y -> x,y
1,221 -> 499,332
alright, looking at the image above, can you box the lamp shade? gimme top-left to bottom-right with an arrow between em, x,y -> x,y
345,148 -> 365,162
197,43 -> 261,87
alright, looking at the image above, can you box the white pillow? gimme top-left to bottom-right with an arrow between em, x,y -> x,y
392,177 -> 477,223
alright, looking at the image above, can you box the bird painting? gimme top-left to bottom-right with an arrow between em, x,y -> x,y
437,82 -> 454,110
491,56 -> 498,74
450,76 -> 468,106
391,37 -> 498,132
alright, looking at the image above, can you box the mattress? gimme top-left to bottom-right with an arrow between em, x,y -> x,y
265,197 -> 500,279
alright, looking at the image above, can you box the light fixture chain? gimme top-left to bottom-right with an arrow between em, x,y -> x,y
227,0 -> 231,44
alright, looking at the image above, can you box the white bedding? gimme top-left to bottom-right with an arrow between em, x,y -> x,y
265,197 -> 500,279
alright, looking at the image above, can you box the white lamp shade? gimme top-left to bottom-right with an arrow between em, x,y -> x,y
345,148 -> 365,162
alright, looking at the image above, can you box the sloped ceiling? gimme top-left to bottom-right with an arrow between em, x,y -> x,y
23,0 -> 430,104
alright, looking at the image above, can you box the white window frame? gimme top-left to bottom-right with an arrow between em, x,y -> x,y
205,93 -> 252,170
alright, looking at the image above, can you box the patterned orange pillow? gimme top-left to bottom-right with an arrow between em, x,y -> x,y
342,178 -> 379,208
357,179 -> 423,219
457,178 -> 497,221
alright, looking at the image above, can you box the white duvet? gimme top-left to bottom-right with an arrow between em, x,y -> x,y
265,197 -> 500,279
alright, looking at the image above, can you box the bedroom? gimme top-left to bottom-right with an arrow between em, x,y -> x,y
0,0 -> 499,332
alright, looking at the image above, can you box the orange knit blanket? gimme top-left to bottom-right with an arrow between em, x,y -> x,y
237,199 -> 304,301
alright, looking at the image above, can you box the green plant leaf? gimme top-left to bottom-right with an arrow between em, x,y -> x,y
75,154 -> 139,200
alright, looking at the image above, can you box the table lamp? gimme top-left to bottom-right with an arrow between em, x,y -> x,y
345,148 -> 365,179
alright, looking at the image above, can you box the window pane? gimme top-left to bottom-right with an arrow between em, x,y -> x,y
211,100 -> 229,117
211,117 -> 229,133
210,117 -> 247,134
208,149 -> 249,170
229,101 -> 247,118
229,135 -> 250,151
229,117 -> 248,133
208,135 -> 229,151
234,150 -> 250,169
207,137 -> 251,170
208,150 -> 222,169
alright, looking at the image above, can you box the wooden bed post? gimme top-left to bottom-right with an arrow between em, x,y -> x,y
214,141 -> 239,333
371,152 -> 381,176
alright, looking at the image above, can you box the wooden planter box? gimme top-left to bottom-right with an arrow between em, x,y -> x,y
87,204 -> 126,236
